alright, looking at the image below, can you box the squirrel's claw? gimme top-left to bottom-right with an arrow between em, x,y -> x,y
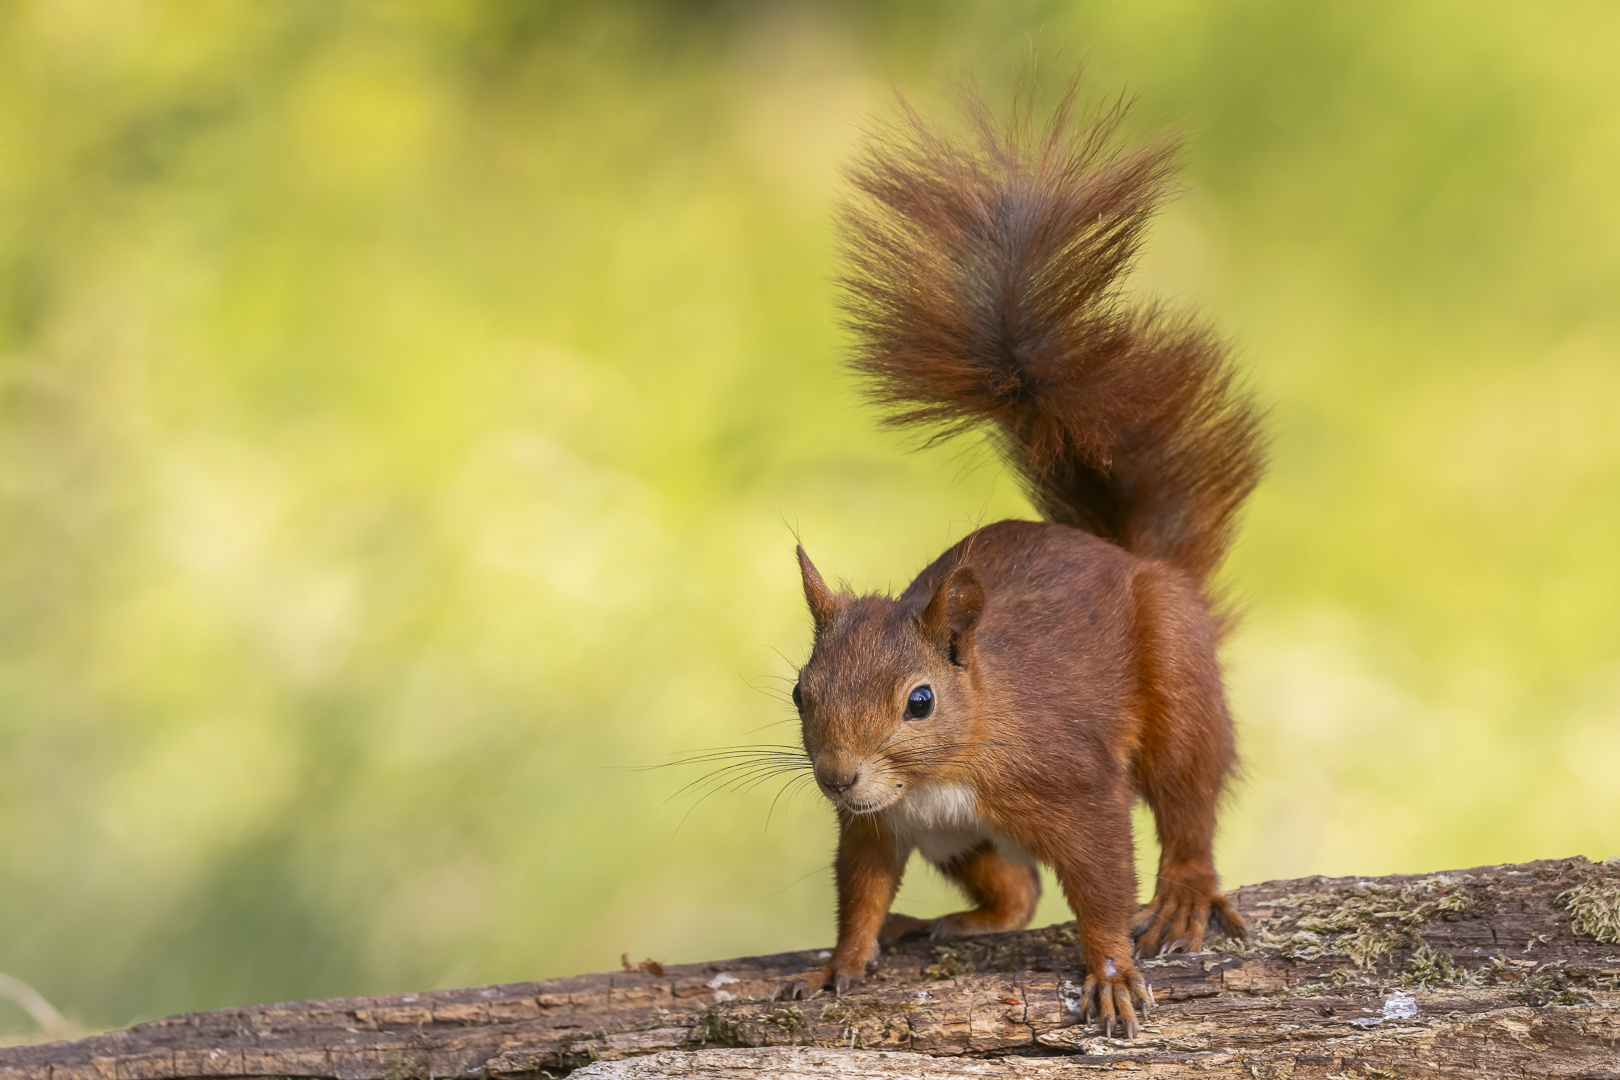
1115,978 -> 1143,1038
773,968 -> 826,1001
1209,893 -> 1250,945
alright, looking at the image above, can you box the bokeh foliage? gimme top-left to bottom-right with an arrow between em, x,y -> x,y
2,0 -> 1617,1036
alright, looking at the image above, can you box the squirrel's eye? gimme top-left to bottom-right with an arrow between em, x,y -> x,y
792,683 -> 803,710
905,685 -> 934,719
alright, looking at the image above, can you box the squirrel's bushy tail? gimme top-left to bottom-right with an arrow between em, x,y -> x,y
839,81 -> 1265,591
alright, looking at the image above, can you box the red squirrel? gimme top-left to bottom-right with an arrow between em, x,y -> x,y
775,85 -> 1266,1039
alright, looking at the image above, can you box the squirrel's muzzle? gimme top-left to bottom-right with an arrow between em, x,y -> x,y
811,752 -> 904,813
815,766 -> 859,795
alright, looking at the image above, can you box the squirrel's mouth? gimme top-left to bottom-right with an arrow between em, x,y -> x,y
812,755 -> 905,814
833,785 -> 904,816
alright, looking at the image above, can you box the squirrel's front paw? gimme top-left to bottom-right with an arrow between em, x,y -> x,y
1079,957 -> 1152,1039
774,963 -> 866,1000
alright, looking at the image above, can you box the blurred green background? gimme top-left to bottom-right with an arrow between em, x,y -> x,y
2,0 -> 1617,1039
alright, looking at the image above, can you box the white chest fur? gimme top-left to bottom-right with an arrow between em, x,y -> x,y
880,782 -> 1033,867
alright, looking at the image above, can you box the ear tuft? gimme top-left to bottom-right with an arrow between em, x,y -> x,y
797,546 -> 842,632
918,563 -> 986,667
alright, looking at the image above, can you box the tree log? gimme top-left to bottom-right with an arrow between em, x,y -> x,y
4,857 -> 1618,1079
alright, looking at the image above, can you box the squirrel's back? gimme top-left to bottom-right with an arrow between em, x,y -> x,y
838,82 -> 1266,606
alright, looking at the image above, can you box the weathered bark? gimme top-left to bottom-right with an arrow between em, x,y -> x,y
4,857 -> 1618,1079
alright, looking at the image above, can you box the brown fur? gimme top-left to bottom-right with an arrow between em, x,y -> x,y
881,841 -> 1043,942
774,81 -> 1265,1040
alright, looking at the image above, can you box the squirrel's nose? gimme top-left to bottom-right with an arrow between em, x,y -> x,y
820,770 -> 859,795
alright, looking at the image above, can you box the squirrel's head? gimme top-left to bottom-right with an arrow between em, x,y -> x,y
791,545 -> 986,816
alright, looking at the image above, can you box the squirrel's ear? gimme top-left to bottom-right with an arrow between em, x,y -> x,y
796,545 -> 841,632
919,564 -> 986,668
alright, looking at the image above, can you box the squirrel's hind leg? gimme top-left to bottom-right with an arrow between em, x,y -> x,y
881,841 -> 1040,944
1128,566 -> 1248,957
1131,757 -> 1242,955
877,912 -> 933,944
